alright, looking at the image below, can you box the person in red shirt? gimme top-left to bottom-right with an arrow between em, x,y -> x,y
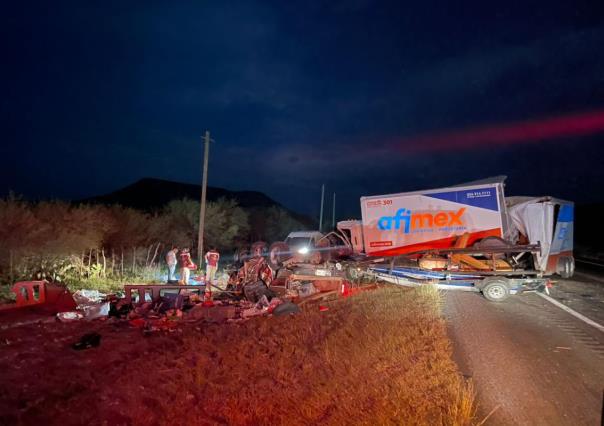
204,247 -> 220,284
178,248 -> 196,285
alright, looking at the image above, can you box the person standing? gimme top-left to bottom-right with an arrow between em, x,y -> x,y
178,248 -> 196,285
165,246 -> 178,283
204,247 -> 220,285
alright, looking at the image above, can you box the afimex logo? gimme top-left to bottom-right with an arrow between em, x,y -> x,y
377,208 -> 466,233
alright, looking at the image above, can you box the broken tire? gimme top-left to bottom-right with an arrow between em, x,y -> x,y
268,241 -> 290,269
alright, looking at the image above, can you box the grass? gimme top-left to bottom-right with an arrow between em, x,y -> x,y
116,285 -> 475,425
0,266 -> 167,302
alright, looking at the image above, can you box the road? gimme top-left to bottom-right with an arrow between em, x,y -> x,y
445,271 -> 604,425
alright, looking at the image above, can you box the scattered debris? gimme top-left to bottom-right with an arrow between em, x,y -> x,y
72,332 -> 101,350
298,282 -> 318,298
57,311 -> 84,322
0,281 -> 77,315
73,290 -> 106,305
81,302 -> 110,320
272,302 -> 300,316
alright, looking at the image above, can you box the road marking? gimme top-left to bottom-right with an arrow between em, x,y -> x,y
537,293 -> 604,333
575,258 -> 604,268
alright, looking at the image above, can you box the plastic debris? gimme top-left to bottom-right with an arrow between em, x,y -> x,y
57,311 -> 84,322
72,332 -> 101,350
298,282 -> 318,298
267,297 -> 283,313
273,302 -> 300,316
81,302 -> 110,320
73,289 -> 106,305
256,295 -> 270,309
129,318 -> 146,328
241,306 -> 268,318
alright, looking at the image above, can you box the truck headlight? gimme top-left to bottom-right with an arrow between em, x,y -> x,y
298,246 -> 309,254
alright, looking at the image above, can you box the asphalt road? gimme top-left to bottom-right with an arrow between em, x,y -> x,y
445,275 -> 604,425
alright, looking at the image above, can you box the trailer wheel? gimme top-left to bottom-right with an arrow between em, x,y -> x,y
557,256 -> 574,279
481,279 -> 510,302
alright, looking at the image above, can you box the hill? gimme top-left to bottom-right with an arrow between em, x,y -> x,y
82,177 -> 315,228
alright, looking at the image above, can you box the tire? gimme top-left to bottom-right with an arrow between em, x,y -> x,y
250,241 -> 269,258
481,279 -> 510,302
557,256 -> 575,279
268,242 -> 290,269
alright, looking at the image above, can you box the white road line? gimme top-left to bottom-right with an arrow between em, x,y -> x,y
575,258 -> 604,268
537,292 -> 604,333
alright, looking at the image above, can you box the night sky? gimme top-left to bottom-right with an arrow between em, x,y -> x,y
2,1 -> 604,220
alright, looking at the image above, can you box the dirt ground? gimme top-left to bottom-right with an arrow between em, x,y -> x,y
0,287 -> 474,425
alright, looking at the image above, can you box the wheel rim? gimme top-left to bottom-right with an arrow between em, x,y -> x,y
487,285 -> 505,299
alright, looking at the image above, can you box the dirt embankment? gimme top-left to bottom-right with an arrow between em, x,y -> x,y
0,287 -> 473,425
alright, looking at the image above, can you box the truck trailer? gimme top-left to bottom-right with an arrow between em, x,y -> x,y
336,176 -> 574,277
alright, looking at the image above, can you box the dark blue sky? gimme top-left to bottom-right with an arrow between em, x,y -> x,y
1,0 -> 603,220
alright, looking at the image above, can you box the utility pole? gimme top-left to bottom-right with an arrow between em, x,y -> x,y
332,192 -> 336,230
198,130 -> 211,268
319,184 -> 325,232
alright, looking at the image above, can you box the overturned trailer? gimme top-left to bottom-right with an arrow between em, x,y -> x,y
328,177 -> 572,301
336,176 -> 574,278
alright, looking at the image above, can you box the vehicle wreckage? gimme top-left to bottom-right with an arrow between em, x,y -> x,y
236,176 -> 574,302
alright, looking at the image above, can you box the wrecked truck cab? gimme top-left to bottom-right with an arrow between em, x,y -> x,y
266,231 -> 325,267
285,231 -> 324,255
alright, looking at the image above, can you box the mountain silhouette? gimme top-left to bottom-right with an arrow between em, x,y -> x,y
83,177 -> 315,228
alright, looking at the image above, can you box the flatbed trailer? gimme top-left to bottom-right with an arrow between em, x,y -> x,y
370,266 -> 550,301
364,242 -> 551,301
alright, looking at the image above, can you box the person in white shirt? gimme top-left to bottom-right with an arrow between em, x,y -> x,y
165,246 -> 178,283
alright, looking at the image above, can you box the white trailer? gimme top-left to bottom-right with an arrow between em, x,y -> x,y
337,176 -> 574,278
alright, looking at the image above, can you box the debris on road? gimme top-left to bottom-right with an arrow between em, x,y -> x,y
72,332 -> 101,350
57,311 -> 84,322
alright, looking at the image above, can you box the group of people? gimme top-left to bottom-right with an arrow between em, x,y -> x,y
165,246 -> 220,285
